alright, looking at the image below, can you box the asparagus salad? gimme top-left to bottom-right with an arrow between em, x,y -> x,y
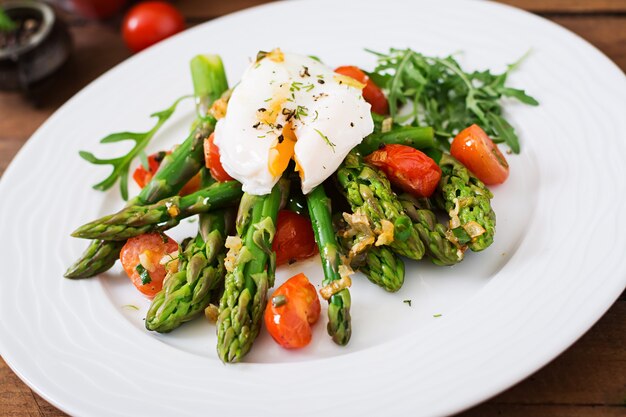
66,48 -> 537,362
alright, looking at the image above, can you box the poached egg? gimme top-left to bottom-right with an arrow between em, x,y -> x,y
213,49 -> 374,195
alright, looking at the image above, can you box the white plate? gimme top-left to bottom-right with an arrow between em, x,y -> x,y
1,0 -> 625,416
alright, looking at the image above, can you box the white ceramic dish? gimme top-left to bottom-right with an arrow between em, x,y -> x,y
1,1 -> 625,416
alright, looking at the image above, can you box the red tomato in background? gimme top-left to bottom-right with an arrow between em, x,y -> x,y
122,2 -> 185,53
204,133 -> 233,182
120,232 -> 179,297
272,210 -> 317,266
132,151 -> 200,195
334,65 -> 389,115
366,144 -> 442,198
71,0 -> 128,19
450,124 -> 509,185
264,273 -> 321,349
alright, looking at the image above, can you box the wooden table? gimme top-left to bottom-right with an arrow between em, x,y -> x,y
1,1 -> 625,416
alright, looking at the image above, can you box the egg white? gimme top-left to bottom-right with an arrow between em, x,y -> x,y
213,51 -> 373,195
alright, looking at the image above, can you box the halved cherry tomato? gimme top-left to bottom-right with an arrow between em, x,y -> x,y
450,124 -> 509,185
334,66 -> 389,115
264,273 -> 321,349
122,1 -> 185,53
366,144 -> 441,198
120,232 -> 179,298
204,132 -> 233,182
272,210 -> 317,266
132,151 -> 200,195
132,151 -> 167,189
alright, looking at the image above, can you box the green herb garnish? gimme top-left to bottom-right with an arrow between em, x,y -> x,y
79,95 -> 190,200
403,299 -> 412,307
367,48 -> 538,153
135,264 -> 152,285
314,129 -> 335,152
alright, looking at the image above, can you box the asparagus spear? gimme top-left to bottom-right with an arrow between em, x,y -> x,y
359,246 -> 405,292
72,181 -> 242,241
436,153 -> 496,252
307,185 -> 351,345
336,152 -> 425,260
356,126 -> 435,155
146,208 -> 232,333
217,182 -> 284,363
334,212 -> 405,293
65,54 -> 229,279
399,194 -> 464,266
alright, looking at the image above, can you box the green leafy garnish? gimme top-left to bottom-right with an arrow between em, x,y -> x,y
367,48 -> 538,153
135,264 -> 152,285
79,95 -> 190,200
0,7 -> 17,32
314,129 -> 336,152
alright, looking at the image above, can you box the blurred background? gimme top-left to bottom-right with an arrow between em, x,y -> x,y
0,1 -> 625,416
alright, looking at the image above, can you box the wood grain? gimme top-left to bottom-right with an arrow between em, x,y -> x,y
1,1 -> 625,416
501,0 -> 626,13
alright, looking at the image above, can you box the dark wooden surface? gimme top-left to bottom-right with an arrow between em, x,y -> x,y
1,1 -> 625,416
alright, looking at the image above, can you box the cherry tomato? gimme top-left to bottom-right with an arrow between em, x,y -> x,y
122,2 -> 185,53
450,124 -> 509,185
334,65 -> 389,115
132,151 -> 167,189
264,273 -> 321,349
272,210 -> 317,266
132,151 -> 200,196
365,144 -> 442,198
204,132 -> 233,182
120,232 -> 179,298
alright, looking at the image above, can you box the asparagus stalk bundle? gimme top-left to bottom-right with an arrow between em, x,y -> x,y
146,208 -> 232,333
217,183 -> 284,363
335,212 -> 405,293
71,181 -> 243,241
399,194 -> 464,266
65,54 -> 229,279
436,154 -> 496,252
358,246 -> 405,292
336,152 -> 425,260
307,185 -> 351,345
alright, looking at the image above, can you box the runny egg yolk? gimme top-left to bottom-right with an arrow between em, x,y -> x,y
268,122 -> 298,177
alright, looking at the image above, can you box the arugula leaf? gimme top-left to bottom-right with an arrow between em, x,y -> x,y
79,95 -> 190,200
367,48 -> 538,154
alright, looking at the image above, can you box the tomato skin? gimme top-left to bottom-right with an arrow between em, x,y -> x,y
204,133 -> 233,182
122,2 -> 185,53
365,144 -> 442,198
450,124 -> 509,185
334,66 -> 389,115
132,151 -> 199,195
132,151 -> 167,189
272,210 -> 317,266
264,273 -> 321,349
120,232 -> 179,298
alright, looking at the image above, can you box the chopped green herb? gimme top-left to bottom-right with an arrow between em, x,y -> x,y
295,105 -> 309,119
135,264 -> 152,285
433,313 -> 442,318
314,129 -> 336,151
403,299 -> 412,307
272,295 -> 287,307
